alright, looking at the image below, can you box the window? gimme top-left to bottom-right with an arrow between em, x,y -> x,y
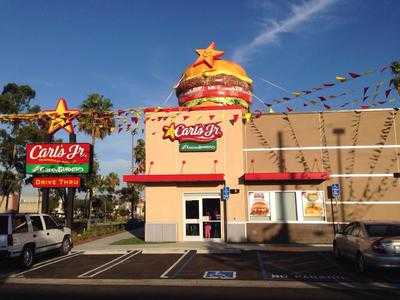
248,191 -> 326,223
351,223 -> 363,237
12,215 -> 28,233
343,224 -> 355,235
0,216 -> 9,234
30,216 -> 43,231
43,216 -> 58,230
275,192 -> 297,221
365,224 -> 400,237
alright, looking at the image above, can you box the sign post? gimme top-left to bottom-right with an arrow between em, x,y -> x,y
327,184 -> 341,236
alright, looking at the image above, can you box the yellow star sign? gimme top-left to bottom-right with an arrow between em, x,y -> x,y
44,98 -> 80,135
193,42 -> 224,68
162,123 -> 176,141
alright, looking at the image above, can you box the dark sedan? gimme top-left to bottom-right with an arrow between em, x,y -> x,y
333,221 -> 400,273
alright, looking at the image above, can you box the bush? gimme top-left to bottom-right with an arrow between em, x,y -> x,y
72,222 -> 126,243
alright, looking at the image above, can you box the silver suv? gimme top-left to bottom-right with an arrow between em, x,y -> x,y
0,213 -> 72,268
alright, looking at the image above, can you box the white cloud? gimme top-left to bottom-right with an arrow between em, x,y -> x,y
232,0 -> 337,63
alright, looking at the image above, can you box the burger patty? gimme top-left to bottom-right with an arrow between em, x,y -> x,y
176,74 -> 252,97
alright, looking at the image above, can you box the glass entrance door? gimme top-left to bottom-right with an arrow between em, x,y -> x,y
202,198 -> 221,240
184,199 -> 202,241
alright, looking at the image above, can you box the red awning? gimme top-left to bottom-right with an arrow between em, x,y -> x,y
123,173 -> 225,184
244,172 -> 329,182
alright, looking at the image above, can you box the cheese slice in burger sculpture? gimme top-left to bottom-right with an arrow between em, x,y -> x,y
176,42 -> 253,109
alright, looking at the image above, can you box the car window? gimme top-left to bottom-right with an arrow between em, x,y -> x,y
12,215 -> 28,234
0,216 -> 9,234
351,224 -> 362,237
365,224 -> 400,237
43,216 -> 58,230
343,224 -> 354,235
30,216 -> 44,231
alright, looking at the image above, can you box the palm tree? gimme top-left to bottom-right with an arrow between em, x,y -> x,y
133,138 -> 145,174
390,61 -> 400,96
78,94 -> 114,228
102,172 -> 120,221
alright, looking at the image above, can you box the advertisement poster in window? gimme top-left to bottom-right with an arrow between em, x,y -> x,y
248,192 -> 270,221
302,191 -> 324,218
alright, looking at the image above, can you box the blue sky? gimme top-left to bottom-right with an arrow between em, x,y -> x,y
0,0 -> 399,196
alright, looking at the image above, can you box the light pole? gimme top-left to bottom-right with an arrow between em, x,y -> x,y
332,128 -> 345,234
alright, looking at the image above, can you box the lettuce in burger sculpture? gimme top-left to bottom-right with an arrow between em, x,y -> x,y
176,42 -> 253,109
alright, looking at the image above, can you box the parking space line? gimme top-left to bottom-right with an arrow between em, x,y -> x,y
79,250 -> 142,278
161,250 -> 196,279
256,251 -> 268,280
12,252 -> 83,277
77,251 -> 134,278
160,250 -> 191,279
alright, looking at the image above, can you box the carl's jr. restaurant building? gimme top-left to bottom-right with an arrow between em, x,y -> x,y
123,43 -> 400,243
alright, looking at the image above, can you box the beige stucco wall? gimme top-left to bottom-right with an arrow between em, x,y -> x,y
144,107 -> 247,241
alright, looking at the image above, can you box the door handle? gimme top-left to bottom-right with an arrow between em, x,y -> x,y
33,234 -> 37,238
47,233 -> 50,236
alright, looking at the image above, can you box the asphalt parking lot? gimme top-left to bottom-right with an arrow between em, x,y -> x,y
1,250 -> 400,284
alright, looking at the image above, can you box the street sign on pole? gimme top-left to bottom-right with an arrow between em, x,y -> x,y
221,186 -> 230,201
331,184 -> 341,198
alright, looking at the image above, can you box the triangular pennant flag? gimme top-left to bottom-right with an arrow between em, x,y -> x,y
131,117 -> 139,124
378,101 -> 387,105
336,76 -> 347,82
157,117 -> 163,121
380,66 -> 388,73
385,89 -> 392,98
363,87 -> 369,96
318,96 -> 327,101
323,83 -> 335,87
363,96 -> 369,102
230,114 -> 239,125
292,91 -> 302,97
323,104 -> 331,110
183,115 -> 189,120
117,109 -> 124,116
302,90 -> 312,95
303,102 -> 308,107
283,97 -> 290,101
163,117 -> 168,121
349,72 -> 361,79
209,114 -> 215,120
286,106 -> 293,112
254,110 -> 262,118
340,102 -> 350,108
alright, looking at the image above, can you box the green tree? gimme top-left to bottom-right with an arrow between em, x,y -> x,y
102,172 -> 120,221
0,83 -> 47,211
133,138 -> 145,171
77,94 -> 114,227
117,185 -> 141,219
390,61 -> 400,96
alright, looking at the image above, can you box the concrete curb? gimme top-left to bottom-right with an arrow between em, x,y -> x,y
2,277 -> 399,290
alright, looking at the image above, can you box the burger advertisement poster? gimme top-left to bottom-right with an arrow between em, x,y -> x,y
248,192 -> 270,221
301,191 -> 325,218
162,122 -> 223,152
26,143 -> 91,174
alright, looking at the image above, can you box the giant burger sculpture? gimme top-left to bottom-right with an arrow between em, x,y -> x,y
176,42 -> 253,109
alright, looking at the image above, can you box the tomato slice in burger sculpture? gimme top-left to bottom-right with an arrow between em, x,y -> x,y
176,42 -> 253,109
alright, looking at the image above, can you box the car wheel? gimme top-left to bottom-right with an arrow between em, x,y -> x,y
333,244 -> 342,260
60,236 -> 71,255
21,246 -> 34,269
356,253 -> 367,273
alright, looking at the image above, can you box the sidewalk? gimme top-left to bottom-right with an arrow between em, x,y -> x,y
74,230 -> 332,253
